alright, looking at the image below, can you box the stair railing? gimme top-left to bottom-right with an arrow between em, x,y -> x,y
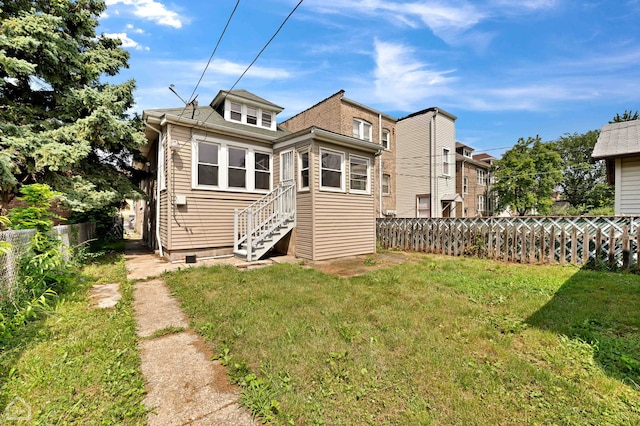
234,180 -> 296,260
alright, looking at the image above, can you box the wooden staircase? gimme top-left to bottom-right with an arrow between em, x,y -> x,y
233,181 -> 296,261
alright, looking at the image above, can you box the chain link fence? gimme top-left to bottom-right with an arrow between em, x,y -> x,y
0,223 -> 96,303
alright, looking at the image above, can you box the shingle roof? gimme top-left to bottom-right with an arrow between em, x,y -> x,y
144,105 -> 290,139
592,119 -> 640,159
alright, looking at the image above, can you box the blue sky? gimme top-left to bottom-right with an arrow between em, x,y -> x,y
100,0 -> 640,156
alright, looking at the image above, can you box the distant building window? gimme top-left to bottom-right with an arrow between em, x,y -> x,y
463,149 -> 472,158
320,148 -> 344,191
261,111 -> 272,128
463,176 -> 468,194
228,147 -> 246,188
254,152 -> 271,190
299,151 -> 309,189
382,130 -> 390,150
353,119 -> 372,142
417,195 -> 431,218
349,155 -> 370,194
246,107 -> 257,125
196,141 -> 219,187
478,194 -> 486,214
230,102 -> 242,121
442,147 -> 450,176
382,174 -> 390,195
477,169 -> 486,186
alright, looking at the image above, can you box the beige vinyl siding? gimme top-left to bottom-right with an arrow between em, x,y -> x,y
396,113 -> 431,218
165,124 -> 272,250
159,191 -> 168,248
618,157 -> 640,215
295,191 -> 314,259
311,142 -> 376,260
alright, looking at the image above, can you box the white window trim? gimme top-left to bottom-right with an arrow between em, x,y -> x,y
159,135 -> 167,191
298,149 -> 310,192
463,176 -> 469,194
477,169 -> 486,186
192,136 -> 272,193
225,100 -> 276,131
353,118 -> 372,142
349,154 -> 370,195
280,149 -> 295,183
319,147 -> 345,192
382,130 -> 390,150
442,147 -> 451,176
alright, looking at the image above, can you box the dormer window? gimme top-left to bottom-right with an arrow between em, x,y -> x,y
261,111 -> 272,128
247,107 -> 257,125
230,102 -> 242,121
463,149 -> 472,158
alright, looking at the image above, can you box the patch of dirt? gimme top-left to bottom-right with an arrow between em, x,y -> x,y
311,251 -> 417,277
88,283 -> 121,309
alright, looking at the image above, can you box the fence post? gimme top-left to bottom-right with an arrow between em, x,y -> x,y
622,225 -> 630,270
608,227 -> 615,266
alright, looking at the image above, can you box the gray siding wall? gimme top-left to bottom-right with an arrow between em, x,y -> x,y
396,113 -> 432,218
618,157 -> 640,215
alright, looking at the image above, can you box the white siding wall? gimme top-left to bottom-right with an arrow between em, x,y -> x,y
435,114 -> 457,217
617,157 -> 640,215
396,113 -> 431,218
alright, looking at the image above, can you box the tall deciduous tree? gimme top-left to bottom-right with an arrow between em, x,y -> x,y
553,130 -> 613,211
492,136 -> 562,216
0,0 -> 146,215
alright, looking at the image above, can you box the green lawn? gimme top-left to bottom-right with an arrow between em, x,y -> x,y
165,253 -> 640,425
0,243 -> 147,424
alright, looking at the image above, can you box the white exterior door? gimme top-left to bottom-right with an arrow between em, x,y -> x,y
280,150 -> 294,183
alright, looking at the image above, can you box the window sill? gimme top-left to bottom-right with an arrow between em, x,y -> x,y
192,186 -> 270,195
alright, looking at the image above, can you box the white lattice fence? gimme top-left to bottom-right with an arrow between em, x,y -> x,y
0,223 -> 96,303
377,217 -> 640,268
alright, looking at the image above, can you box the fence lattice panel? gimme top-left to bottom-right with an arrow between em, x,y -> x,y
377,217 -> 640,268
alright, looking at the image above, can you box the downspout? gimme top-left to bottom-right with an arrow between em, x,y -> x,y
378,114 -> 383,218
431,109 -> 439,218
144,119 -> 164,258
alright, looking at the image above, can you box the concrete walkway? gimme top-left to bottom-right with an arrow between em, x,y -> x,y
124,240 -> 262,426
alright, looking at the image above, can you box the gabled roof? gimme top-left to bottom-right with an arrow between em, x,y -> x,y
210,89 -> 284,112
592,119 -> 640,159
397,107 -> 457,122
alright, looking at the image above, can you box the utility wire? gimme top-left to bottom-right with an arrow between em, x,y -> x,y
200,0 -> 305,125
177,0 -> 242,120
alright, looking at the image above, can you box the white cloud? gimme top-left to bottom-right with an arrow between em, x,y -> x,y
105,0 -> 185,28
104,32 -> 150,51
372,39 -> 456,109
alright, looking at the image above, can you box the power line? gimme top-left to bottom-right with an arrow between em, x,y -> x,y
200,0 -> 305,125
177,0 -> 242,120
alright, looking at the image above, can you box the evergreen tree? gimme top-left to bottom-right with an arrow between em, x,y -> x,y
0,0 -> 146,215
610,110 -> 639,123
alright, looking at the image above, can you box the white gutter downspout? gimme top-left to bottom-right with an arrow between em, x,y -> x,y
378,114 -> 383,218
431,109 -> 439,218
144,119 -> 164,258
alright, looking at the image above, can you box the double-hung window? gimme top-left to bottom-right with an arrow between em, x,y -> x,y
299,151 -> 309,190
463,176 -> 469,194
352,119 -> 372,141
382,174 -> 390,195
255,152 -> 271,190
230,102 -> 242,121
261,111 -> 272,129
349,155 -> 370,194
478,195 -> 486,214
228,147 -> 246,189
246,107 -> 257,125
320,149 -> 344,191
382,130 -> 390,150
477,169 -> 486,186
197,141 -> 219,187
442,147 -> 450,176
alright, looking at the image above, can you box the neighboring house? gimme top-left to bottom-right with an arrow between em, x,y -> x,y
141,89 -> 381,261
396,108 -> 460,218
455,143 -> 495,217
592,119 -> 640,215
281,90 -> 397,217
